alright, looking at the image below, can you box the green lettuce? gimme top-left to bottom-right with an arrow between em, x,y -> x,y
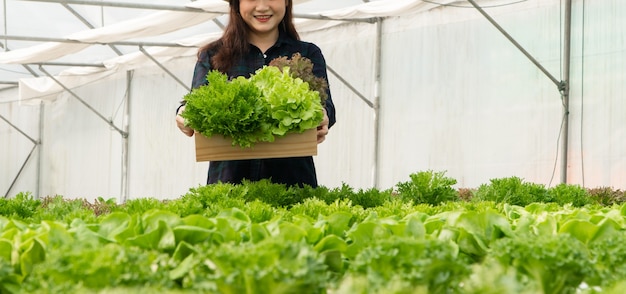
250,66 -> 324,136
182,64 -> 324,148
182,71 -> 272,148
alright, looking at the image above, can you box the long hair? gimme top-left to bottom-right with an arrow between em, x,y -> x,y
199,0 -> 300,73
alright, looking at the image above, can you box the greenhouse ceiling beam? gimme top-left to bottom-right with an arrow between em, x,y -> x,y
61,2 -> 124,56
2,35 -> 192,48
1,43 -> 41,77
18,0 -> 376,23
18,0 -> 206,12
24,61 -> 105,67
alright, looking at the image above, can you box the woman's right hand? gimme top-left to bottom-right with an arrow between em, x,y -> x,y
176,105 -> 195,137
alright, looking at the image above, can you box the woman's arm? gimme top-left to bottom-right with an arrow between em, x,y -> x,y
176,51 -> 212,137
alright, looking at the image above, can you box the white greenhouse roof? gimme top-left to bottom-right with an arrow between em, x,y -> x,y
0,0 -> 502,99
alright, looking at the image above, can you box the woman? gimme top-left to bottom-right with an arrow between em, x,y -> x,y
176,0 -> 336,188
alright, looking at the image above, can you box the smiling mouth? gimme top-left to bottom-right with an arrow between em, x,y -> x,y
255,15 -> 272,21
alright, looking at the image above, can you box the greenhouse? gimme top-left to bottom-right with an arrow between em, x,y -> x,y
2,1 -> 626,293
1,0 -> 624,201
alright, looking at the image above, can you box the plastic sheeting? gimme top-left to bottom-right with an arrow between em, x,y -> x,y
2,0 -> 461,102
0,2 -> 225,64
1,0 -> 625,201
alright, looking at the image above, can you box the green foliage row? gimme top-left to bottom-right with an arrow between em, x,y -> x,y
2,171 -> 626,293
3,171 -> 624,223
3,199 -> 626,293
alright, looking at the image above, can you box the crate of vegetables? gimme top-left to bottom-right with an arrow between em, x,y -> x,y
182,54 -> 328,162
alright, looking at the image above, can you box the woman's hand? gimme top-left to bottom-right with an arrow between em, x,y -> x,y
317,108 -> 329,144
176,105 -> 195,137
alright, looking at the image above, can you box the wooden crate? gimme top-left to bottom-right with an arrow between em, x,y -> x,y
195,128 -> 317,162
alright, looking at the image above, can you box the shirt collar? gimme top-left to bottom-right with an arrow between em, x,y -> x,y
275,29 -> 297,48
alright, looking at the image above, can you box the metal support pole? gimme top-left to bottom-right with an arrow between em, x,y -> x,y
121,71 -> 132,203
373,17 -> 383,188
560,0 -> 572,184
36,102 -> 43,198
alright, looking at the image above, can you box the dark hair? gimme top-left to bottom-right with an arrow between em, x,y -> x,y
199,0 -> 300,72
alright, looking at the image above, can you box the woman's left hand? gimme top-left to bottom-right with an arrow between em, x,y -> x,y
317,108 -> 329,144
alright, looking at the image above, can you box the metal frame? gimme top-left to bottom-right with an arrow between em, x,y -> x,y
1,0 -> 574,199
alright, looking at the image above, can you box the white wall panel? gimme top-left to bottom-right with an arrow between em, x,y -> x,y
126,57 -> 208,201
304,22 -> 379,190
38,75 -> 126,201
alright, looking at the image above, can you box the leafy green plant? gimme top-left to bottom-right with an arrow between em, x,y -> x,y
586,233 -> 626,288
250,65 -> 324,136
7,177 -> 626,293
182,63 -> 324,147
347,236 -> 470,293
269,53 -> 329,105
34,195 -> 97,223
116,197 -> 167,216
242,200 -> 277,223
395,170 -> 459,206
432,209 -> 513,262
181,239 -> 330,294
472,177 -> 548,206
22,243 -> 175,291
0,192 -> 41,219
490,234 -> 594,294
162,196 -> 205,217
182,71 -> 270,147
288,198 -> 363,224
238,179 -> 302,207
587,187 -> 625,206
458,188 -> 476,201
547,183 -> 593,207
369,198 -> 415,219
317,183 -> 353,205
348,187 -> 393,209
460,258 -> 535,294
